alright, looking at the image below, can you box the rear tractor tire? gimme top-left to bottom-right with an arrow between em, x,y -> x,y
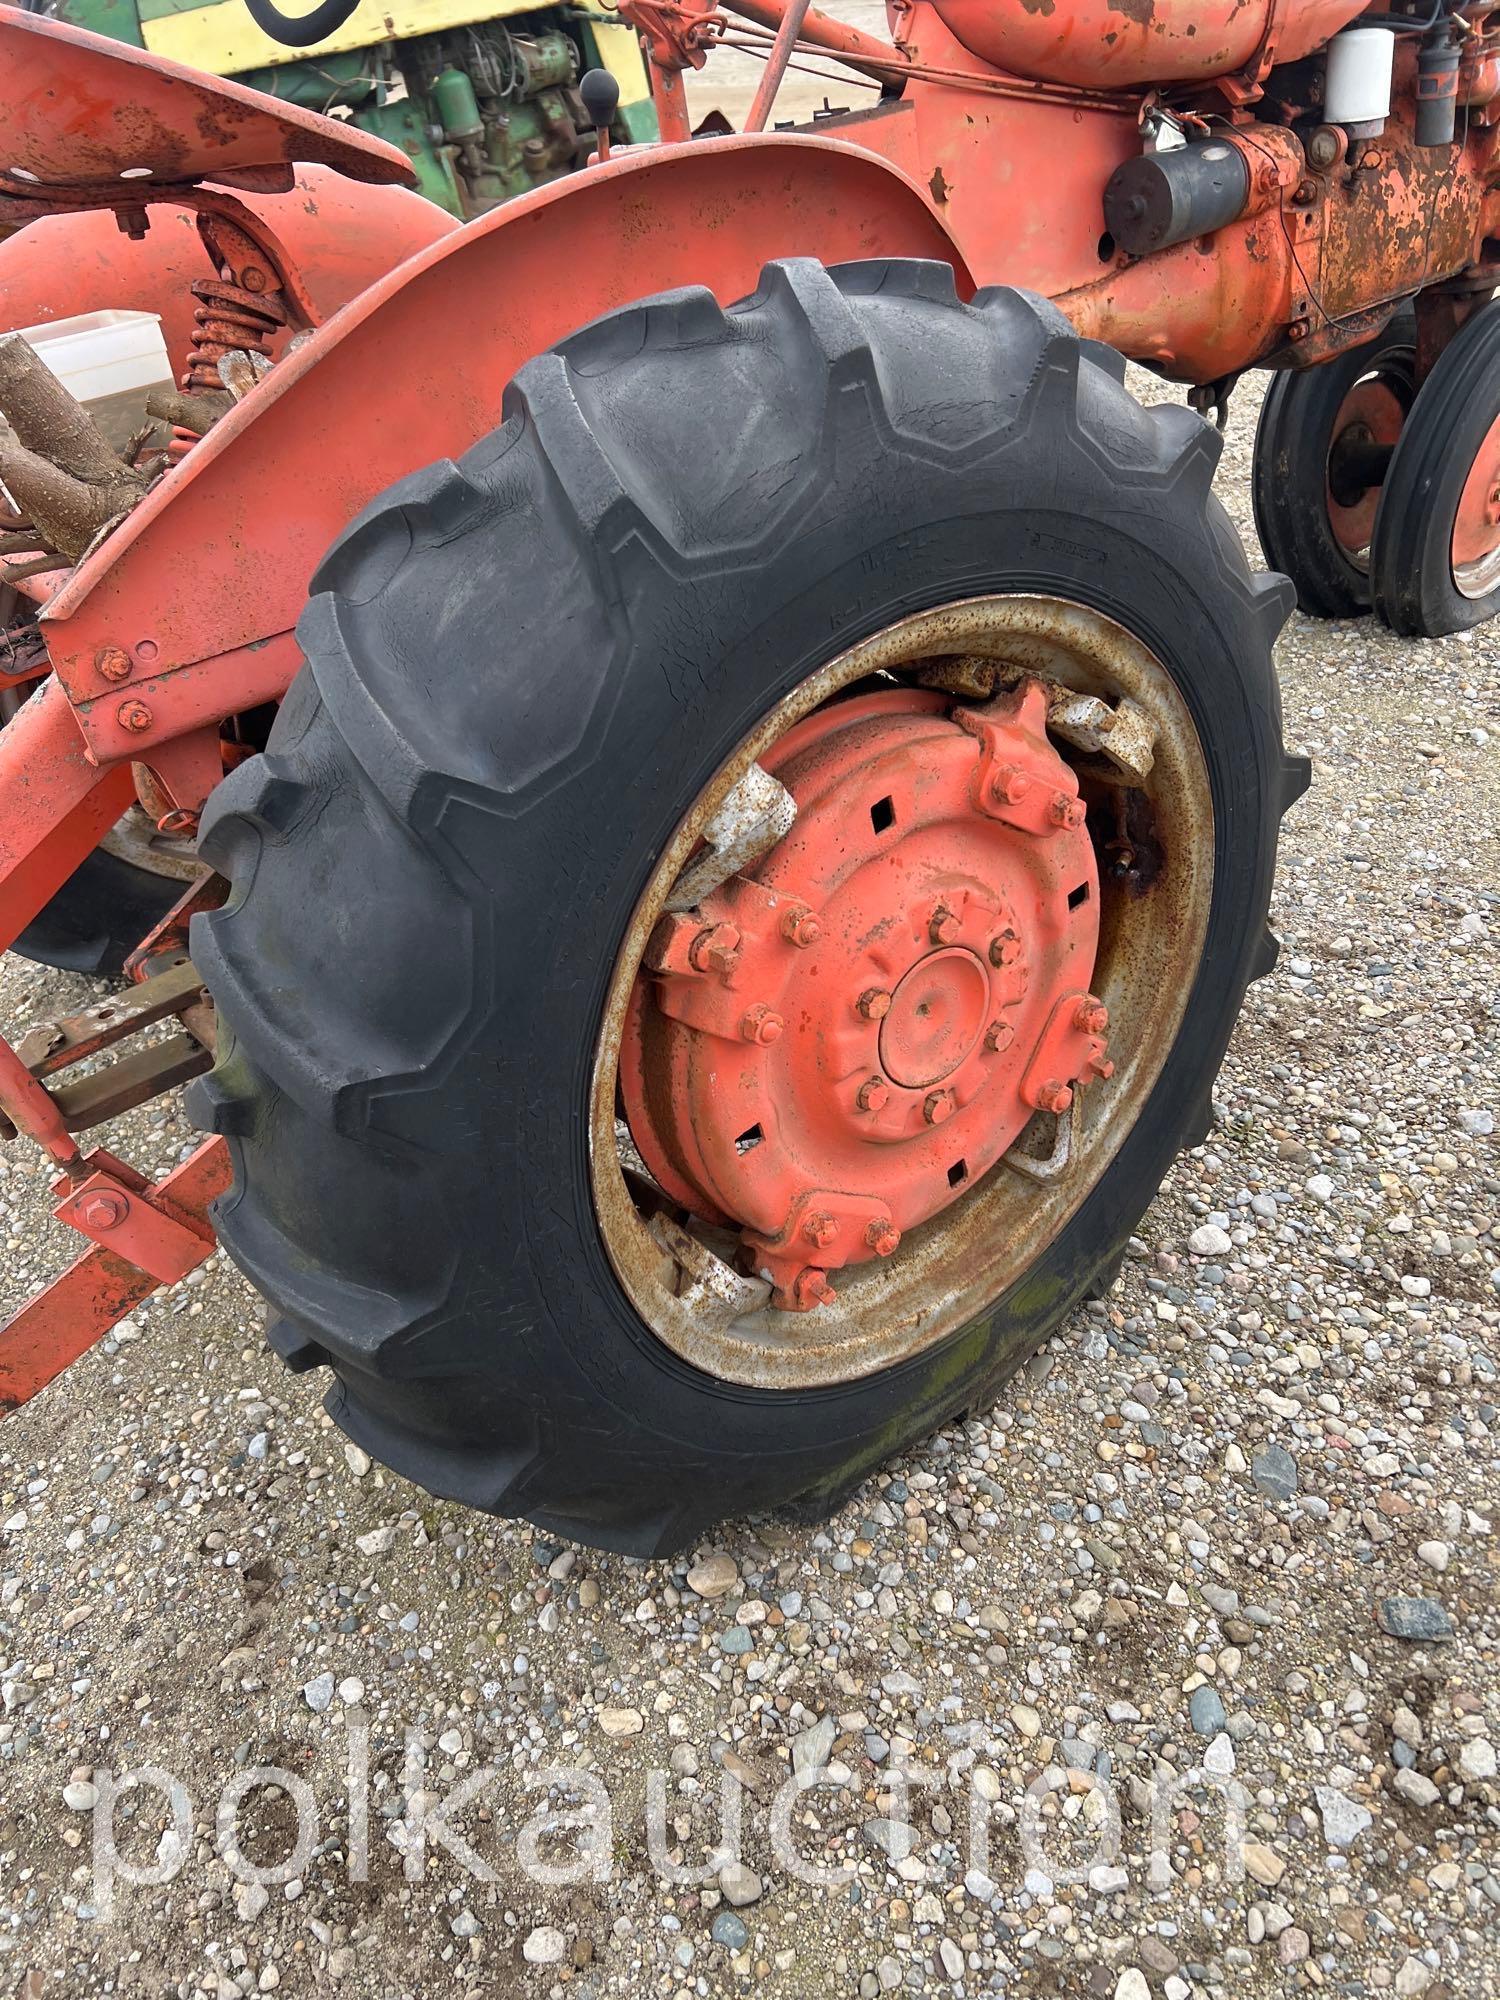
190,260 -> 1308,1555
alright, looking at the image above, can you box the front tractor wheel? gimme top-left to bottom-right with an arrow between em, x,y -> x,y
191,260 -> 1307,1554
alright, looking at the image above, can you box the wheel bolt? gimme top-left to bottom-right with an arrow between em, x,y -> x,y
857,987 -> 892,1021
1037,1079 -> 1074,1115
989,763 -> 1031,806
984,1018 -> 1014,1054
1075,998 -> 1109,1036
988,931 -> 1021,968
117,699 -> 153,734
740,1005 -> 783,1045
923,1089 -> 955,1126
1049,792 -> 1086,830
803,1211 -> 838,1249
929,905 -> 961,946
689,921 -> 740,976
77,1192 -> 127,1230
866,1220 -> 901,1257
856,1075 -> 890,1112
781,905 -> 821,948
792,1268 -> 837,1310
94,646 -> 132,683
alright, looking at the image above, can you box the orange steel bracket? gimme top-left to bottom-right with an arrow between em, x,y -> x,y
0,1139 -> 229,1411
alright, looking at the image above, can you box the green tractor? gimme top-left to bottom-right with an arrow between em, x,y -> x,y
50,0 -> 659,215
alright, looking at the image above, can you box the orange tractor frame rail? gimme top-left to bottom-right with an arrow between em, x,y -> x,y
1,2 -> 1499,1400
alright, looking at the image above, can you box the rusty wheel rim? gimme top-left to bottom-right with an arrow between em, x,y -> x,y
1451,407 -> 1500,600
590,596 -> 1214,1390
1326,372 -> 1410,569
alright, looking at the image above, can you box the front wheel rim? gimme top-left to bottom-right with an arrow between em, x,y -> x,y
589,595 -> 1215,1391
1451,407 -> 1500,600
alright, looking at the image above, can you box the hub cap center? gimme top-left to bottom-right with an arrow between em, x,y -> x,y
880,947 -> 989,1088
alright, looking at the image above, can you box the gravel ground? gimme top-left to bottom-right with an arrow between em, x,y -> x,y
0,164 -> 1498,2000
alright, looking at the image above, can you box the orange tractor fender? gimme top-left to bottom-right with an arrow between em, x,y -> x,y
36,137 -> 973,783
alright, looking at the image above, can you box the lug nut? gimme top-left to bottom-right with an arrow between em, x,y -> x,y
780,905 -> 821,948
792,1267 -> 837,1310
989,763 -> 1031,806
94,646 -> 132,683
77,1192 -> 127,1231
803,1211 -> 838,1249
866,1220 -> 901,1257
740,1005 -> 784,1045
988,931 -> 1021,968
984,1018 -> 1014,1054
929,905 -> 961,946
117,699 -> 153,734
689,921 -> 741,977
1037,1079 -> 1074,1115
923,1089 -> 955,1126
1049,792 -> 1086,830
856,1075 -> 890,1112
1075,998 -> 1109,1036
857,987 -> 892,1021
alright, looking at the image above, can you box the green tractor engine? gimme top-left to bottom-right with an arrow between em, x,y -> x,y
53,0 -> 658,218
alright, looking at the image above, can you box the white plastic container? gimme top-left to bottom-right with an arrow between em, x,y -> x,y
5,309 -> 172,452
1325,27 -> 1396,133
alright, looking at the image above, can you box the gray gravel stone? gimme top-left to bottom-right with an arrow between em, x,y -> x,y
1378,1595 -> 1456,1642
1251,1443 -> 1299,1500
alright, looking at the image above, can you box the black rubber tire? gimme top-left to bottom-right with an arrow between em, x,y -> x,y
1371,299 -> 1500,637
189,260 -> 1308,1556
1252,311 -> 1416,619
11,847 -> 182,976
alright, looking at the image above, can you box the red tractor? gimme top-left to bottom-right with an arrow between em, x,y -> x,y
0,1 -> 1495,1551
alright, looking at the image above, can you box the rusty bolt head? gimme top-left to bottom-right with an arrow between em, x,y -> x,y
856,1075 -> 890,1113
77,1192 -> 127,1231
865,1220 -> 901,1258
689,921 -> 740,977
1037,1079 -> 1074,1116
929,905 -> 962,947
984,1018 -> 1014,1054
989,763 -> 1031,807
1075,998 -> 1109,1036
780,905 -> 822,949
117,699 -> 153,734
988,931 -> 1022,968
739,1005 -> 784,1045
791,1267 -> 838,1311
923,1089 -> 955,1126
94,646 -> 132,684
1048,792 -> 1086,831
1091,1055 -> 1116,1081
857,987 -> 892,1022
802,1210 -> 839,1249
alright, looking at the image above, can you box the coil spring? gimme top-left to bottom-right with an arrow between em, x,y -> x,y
166,276 -> 288,463
181,276 -> 286,395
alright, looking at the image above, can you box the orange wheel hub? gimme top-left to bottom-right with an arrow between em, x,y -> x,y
1327,377 -> 1407,558
620,681 -> 1111,1308
1452,408 -> 1500,591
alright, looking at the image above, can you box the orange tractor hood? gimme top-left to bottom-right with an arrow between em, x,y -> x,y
926,0 -> 1374,88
